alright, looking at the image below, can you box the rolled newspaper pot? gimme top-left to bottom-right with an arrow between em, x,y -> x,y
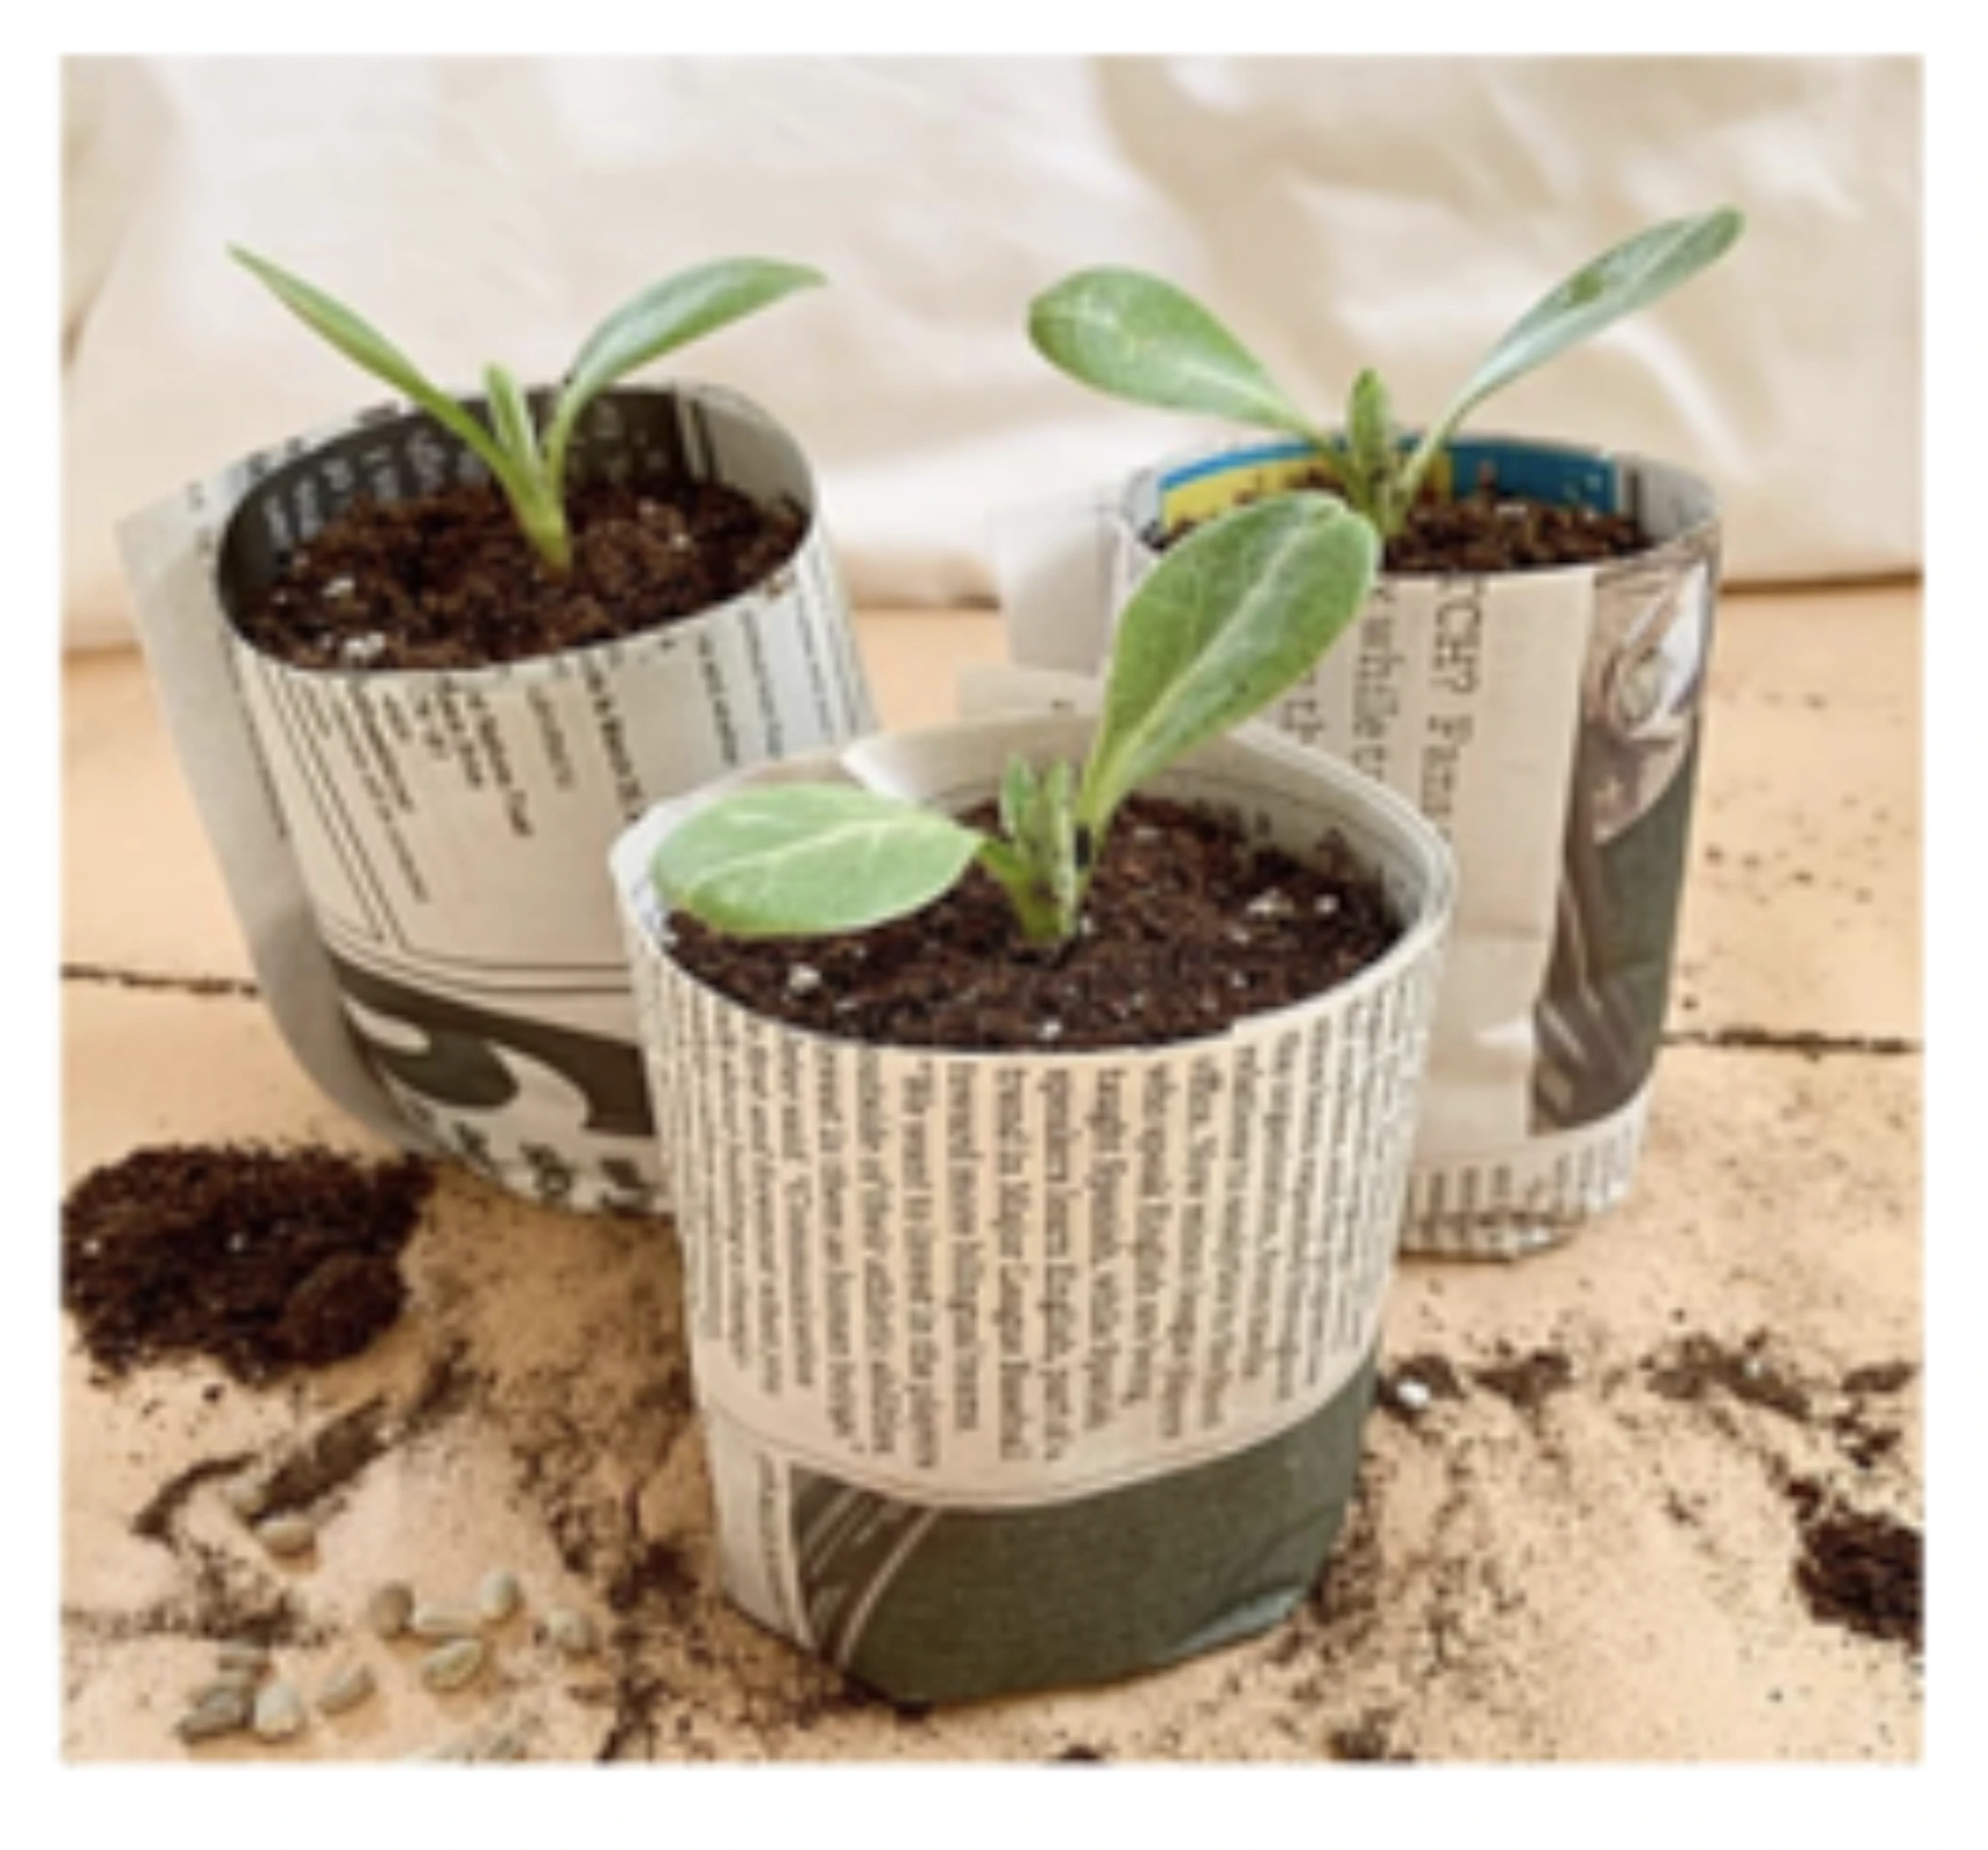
999,435 -> 1719,1258
117,383 -> 874,1213
611,711 -> 1454,1704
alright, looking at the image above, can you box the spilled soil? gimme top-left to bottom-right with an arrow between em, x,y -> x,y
61,1142 -> 435,1384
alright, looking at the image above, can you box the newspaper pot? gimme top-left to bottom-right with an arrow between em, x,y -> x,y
1098,435 -> 1720,1259
118,382 -> 875,1213
610,711 -> 1454,1704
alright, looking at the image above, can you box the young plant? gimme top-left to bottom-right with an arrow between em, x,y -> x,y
230,247 -> 825,575
651,491 -> 1377,950
1026,206 -> 1743,540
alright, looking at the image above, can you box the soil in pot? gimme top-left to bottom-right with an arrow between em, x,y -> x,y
232,478 -> 806,672
666,793 -> 1403,1052
1155,462 -> 1646,575
61,1142 -> 435,1384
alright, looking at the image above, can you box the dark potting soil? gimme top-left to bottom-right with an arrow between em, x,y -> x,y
232,477 -> 806,672
666,793 -> 1403,1052
1469,1345 -> 1576,1414
1644,1330 -> 1814,1423
1158,466 -> 1647,574
1785,1476 -> 1922,1654
61,1142 -> 435,1384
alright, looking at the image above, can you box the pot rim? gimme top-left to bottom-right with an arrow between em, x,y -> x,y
614,707 -> 1457,1069
213,379 -> 826,687
1118,427 -> 1722,576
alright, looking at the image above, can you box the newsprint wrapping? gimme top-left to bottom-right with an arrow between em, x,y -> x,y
613,711 -> 1455,1703
115,384 -> 875,1213
994,436 -> 1721,1258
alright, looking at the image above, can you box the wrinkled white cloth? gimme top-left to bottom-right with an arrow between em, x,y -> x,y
63,53 -> 1921,649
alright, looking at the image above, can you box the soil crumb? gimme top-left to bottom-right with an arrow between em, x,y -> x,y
1786,1478 -> 1922,1653
1470,1346 -> 1574,1412
1644,1331 -> 1812,1422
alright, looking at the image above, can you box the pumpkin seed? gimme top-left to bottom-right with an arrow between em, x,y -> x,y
542,1607 -> 598,1657
316,1661 -> 376,1716
221,1474 -> 273,1521
252,1680 -> 308,1742
214,1639 -> 272,1673
467,1722 -> 529,1762
184,1672 -> 257,1710
254,1512 -> 317,1558
419,1636 -> 487,1692
364,1581 -> 414,1639
409,1601 -> 483,1640
475,1568 -> 522,1624
175,1684 -> 251,1743
191,1673 -> 259,1710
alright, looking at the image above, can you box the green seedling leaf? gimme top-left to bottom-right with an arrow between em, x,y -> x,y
649,495 -> 1381,950
1396,205 -> 1744,509
547,257 -> 826,479
1028,267 -> 1326,446
230,246 -> 521,492
233,246 -> 826,576
652,784 -> 983,939
1027,207 -> 1742,539
1341,367 -> 1398,528
482,364 -> 570,571
981,755 -> 1083,945
1078,492 -> 1379,830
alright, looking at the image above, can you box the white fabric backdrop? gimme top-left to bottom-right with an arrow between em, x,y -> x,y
62,54 -> 1922,650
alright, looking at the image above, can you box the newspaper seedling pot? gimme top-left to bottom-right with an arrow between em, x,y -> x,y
1009,433 -> 1718,1258
611,710 -> 1453,1705
118,382 -> 875,1213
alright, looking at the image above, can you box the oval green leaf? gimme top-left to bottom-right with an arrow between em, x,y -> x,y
652,784 -> 984,939
1078,494 -> 1379,828
550,257 -> 826,466
1028,267 -> 1325,444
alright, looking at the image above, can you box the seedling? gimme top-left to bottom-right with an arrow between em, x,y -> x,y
1027,207 -> 1743,539
230,248 -> 825,575
652,491 -> 1377,950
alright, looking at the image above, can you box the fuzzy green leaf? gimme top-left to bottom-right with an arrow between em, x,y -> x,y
652,784 -> 983,939
1340,367 -> 1399,526
549,257 -> 825,473
1401,207 -> 1743,501
1028,267 -> 1325,444
1079,494 -> 1379,829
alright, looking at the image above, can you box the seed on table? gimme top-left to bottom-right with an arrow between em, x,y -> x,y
542,1607 -> 598,1658
468,1722 -> 529,1761
194,1667 -> 262,1704
420,1637 -> 487,1692
365,1581 -> 414,1639
221,1474 -> 273,1521
316,1661 -> 376,1716
475,1568 -> 522,1624
184,1672 -> 258,1711
254,1512 -> 317,1558
214,1640 -> 273,1676
175,1685 -> 251,1743
409,1602 -> 483,1640
252,1680 -> 308,1742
